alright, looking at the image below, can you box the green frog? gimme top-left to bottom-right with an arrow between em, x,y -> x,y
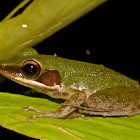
0,48 -> 139,121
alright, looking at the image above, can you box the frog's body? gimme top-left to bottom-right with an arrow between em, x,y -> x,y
0,48 -> 140,121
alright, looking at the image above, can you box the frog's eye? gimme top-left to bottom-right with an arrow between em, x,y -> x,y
21,60 -> 41,79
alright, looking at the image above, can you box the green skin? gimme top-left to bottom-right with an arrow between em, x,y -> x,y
0,48 -> 140,121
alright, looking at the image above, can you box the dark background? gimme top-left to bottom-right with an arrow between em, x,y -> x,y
0,0 -> 139,139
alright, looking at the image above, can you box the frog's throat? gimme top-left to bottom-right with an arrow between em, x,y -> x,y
0,70 -> 60,90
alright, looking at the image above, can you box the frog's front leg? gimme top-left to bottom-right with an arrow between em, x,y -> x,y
23,89 -> 86,121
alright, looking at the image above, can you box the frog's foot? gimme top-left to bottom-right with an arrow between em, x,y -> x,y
23,106 -> 55,121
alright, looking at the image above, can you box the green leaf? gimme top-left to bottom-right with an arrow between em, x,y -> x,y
0,92 -> 140,139
0,0 -> 107,61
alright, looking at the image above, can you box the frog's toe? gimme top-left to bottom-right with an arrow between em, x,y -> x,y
27,115 -> 37,122
22,106 -> 30,111
22,106 -> 44,113
22,106 -> 34,112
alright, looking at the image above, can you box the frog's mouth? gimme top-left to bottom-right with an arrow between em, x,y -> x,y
0,68 -> 60,91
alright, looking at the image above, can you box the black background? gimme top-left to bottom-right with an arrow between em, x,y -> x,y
34,0 -> 139,80
0,0 -> 139,139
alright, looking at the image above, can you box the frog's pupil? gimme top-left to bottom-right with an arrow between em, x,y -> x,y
24,64 -> 37,76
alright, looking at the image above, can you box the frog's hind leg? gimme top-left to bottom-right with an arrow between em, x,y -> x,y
78,105 -> 140,117
83,86 -> 140,117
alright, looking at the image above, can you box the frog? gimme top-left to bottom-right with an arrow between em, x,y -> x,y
0,48 -> 140,121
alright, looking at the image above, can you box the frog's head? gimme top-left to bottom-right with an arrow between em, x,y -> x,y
0,48 -> 61,92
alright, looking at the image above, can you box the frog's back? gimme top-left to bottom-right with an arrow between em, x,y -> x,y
66,60 -> 139,91
42,55 -> 139,92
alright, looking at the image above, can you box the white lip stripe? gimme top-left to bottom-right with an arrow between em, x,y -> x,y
0,70 -> 60,90
15,77 -> 60,90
